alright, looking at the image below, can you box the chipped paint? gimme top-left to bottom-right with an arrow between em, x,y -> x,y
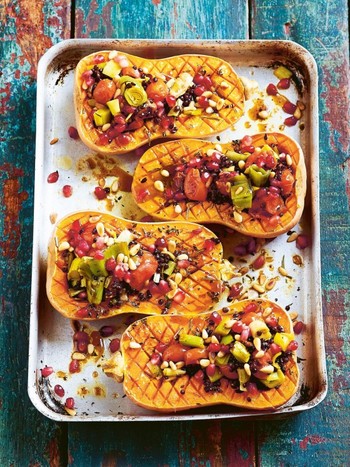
6,0 -> 53,77
299,434 -> 327,450
321,48 -> 350,155
0,163 -> 28,259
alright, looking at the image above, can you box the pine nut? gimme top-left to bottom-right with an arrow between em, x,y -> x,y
234,211 -> 243,223
205,107 -> 214,114
177,253 -> 188,261
169,361 -> 177,370
260,365 -> 275,374
128,258 -> 137,270
211,335 -> 219,344
278,266 -> 289,277
286,154 -> 293,166
58,241 -> 70,251
89,215 -> 102,223
224,319 -> 235,328
216,99 -> 225,110
208,99 -> 216,108
265,278 -> 277,291
258,110 -> 269,119
161,169 -> 170,177
161,361 -> 169,369
287,231 -> 299,242
238,160 -> 245,170
87,344 -> 95,355
220,80 -> 229,88
111,179 -> 119,193
168,239 -> 176,253
200,359 -> 210,368
72,352 -> 86,361
253,337 -> 261,351
255,350 -> 265,359
289,311 -> 298,321
253,283 -> 265,294
202,329 -> 209,339
129,341 -> 141,349
262,307 -> 273,318
235,186 -> 243,195
154,180 -> 164,192
174,204 -> 182,214
202,91 -> 213,98
129,243 -> 141,256
174,272 -> 183,284
96,222 -> 105,236
117,253 -> 125,263
217,351 -> 225,358
176,361 -> 185,369
50,137 -> 59,145
244,363 -> 251,376
102,123 -> 111,132
108,50 -> 118,59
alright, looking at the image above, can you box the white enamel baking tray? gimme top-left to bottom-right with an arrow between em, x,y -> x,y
28,39 -> 327,421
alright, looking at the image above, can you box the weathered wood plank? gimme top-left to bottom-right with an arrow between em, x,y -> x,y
251,0 -> 350,465
0,0 -> 71,465
74,0 -> 248,40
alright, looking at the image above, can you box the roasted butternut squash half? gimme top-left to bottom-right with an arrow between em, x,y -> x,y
105,299 -> 299,412
46,211 -> 223,320
74,50 -> 245,155
132,133 -> 307,238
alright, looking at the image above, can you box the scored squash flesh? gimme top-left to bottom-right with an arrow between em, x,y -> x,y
46,211 -> 223,320
131,133 -> 307,238
115,299 -> 299,412
74,50 -> 245,155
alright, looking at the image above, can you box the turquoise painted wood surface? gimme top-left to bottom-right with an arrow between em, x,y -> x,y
0,0 -> 349,465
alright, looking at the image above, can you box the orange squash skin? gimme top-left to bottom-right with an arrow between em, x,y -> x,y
120,300 -> 299,412
74,51 -> 245,155
46,211 -> 223,320
131,133 -> 307,238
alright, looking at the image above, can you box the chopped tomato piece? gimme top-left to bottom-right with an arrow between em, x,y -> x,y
184,168 -> 208,201
128,251 -> 158,291
162,343 -> 187,362
184,348 -> 208,365
146,79 -> 169,102
279,169 -> 295,197
93,79 -> 117,105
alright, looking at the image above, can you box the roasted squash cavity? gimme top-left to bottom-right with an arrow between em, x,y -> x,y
74,50 -> 245,155
131,133 -> 307,238
46,211 -> 223,320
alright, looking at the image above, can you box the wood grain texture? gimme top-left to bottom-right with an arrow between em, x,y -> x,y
251,0 -> 350,465
0,0 -> 349,464
0,0 -> 71,465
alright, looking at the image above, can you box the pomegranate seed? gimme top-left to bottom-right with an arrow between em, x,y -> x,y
229,283 -> 242,299
208,343 -> 221,353
155,342 -> 168,353
105,258 -> 117,271
155,237 -> 167,249
283,101 -> 297,115
293,321 -> 305,335
41,366 -> 54,378
136,188 -> 150,203
231,321 -> 244,333
73,330 -> 89,342
194,369 -> 205,381
150,353 -> 162,365
173,290 -> 185,303
244,302 -> 258,313
286,340 -> 298,352
193,73 -> 204,85
177,259 -> 190,269
202,76 -> 213,89
210,311 -> 222,325
109,338 -> 121,353
194,85 -> 206,96
99,325 -> 116,337
220,344 -> 230,353
277,78 -> 290,90
54,384 -> 65,398
196,96 -> 209,108
166,95 -> 177,107
68,126 -> 79,139
269,342 -> 282,355
65,397 -> 75,409
69,360 -> 80,373
94,186 -> 107,200
296,234 -> 311,250
77,340 -> 88,353
47,170 -> 59,183
246,381 -> 259,396
284,115 -> 298,126
265,316 -> 278,328
206,363 -> 217,377
241,135 -> 253,147
246,238 -> 257,254
91,331 -> 102,347
266,83 -> 278,95
117,132 -> 132,145
76,307 -> 89,319
240,327 -> 250,341
204,239 -> 216,252
252,254 -> 265,270
62,185 -> 73,198
93,54 -> 105,64
98,134 -> 109,146
93,250 -> 104,260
